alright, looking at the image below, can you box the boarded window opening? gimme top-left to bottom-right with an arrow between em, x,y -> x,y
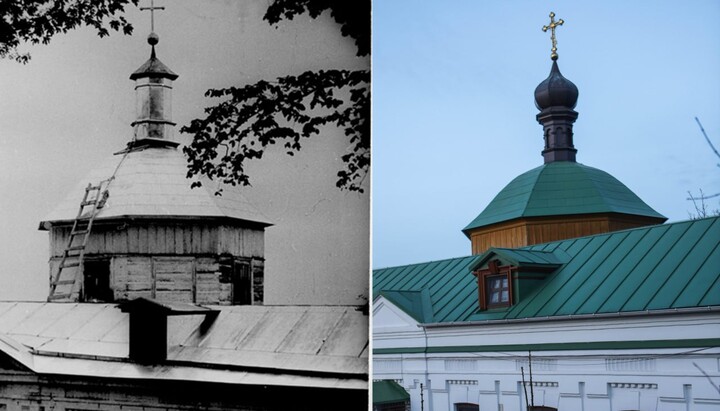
83,259 -> 113,302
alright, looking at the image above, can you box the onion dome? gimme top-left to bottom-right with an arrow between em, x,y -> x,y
534,60 -> 578,110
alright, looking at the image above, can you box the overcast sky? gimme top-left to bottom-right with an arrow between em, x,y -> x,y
0,1 -> 369,304
373,0 -> 720,268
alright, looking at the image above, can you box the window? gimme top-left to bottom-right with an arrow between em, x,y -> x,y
485,274 -> 509,307
83,259 -> 113,302
455,403 -> 479,411
474,259 -> 514,310
232,261 -> 252,305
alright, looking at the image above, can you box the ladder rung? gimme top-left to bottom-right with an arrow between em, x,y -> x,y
52,280 -> 76,286
87,185 -> 102,191
60,262 -> 80,268
71,230 -> 90,235
67,246 -> 85,251
48,294 -> 72,300
81,200 -> 97,206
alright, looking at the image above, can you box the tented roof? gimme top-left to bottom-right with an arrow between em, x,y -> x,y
40,146 -> 271,228
463,161 -> 666,233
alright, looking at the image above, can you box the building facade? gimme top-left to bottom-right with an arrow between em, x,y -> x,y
372,45 -> 719,411
0,12 -> 368,410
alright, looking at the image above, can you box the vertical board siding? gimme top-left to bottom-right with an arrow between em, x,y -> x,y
50,223 -> 264,257
469,215 -> 658,255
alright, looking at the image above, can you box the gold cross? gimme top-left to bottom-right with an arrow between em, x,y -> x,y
140,0 -> 165,33
542,12 -> 564,61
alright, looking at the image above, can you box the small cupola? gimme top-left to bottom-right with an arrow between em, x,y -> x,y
534,11 -> 579,164
461,12 -> 666,256
129,32 -> 179,148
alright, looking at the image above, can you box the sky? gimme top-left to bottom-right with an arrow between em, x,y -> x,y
372,0 -> 720,269
0,1 -> 369,304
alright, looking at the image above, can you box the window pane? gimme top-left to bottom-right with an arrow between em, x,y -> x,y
501,290 -> 509,302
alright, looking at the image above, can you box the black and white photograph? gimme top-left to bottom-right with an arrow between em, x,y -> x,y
0,1 -> 369,410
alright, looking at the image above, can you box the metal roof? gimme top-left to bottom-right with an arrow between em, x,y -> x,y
40,146 -> 271,228
373,380 -> 410,405
472,248 -> 569,269
130,52 -> 178,80
0,303 -> 367,389
463,161 -> 666,233
375,217 -> 720,324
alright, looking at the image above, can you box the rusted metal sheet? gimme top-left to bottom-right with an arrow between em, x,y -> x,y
0,302 -> 368,383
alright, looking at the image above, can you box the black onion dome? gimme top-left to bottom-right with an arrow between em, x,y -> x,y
534,60 -> 578,110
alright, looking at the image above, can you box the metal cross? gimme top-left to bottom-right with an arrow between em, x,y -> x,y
140,0 -> 165,32
542,12 -> 564,61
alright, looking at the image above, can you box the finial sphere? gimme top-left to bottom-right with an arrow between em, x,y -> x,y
550,12 -> 555,17
147,32 -> 159,46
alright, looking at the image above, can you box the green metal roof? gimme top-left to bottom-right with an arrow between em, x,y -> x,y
463,162 -> 666,233
374,217 -> 720,324
471,248 -> 569,270
379,289 -> 435,323
373,380 -> 410,405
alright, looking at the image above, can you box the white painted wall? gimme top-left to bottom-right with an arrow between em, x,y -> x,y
373,305 -> 720,411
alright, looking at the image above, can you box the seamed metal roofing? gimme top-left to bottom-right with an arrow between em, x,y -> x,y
0,303 -> 367,389
375,216 -> 720,324
373,380 -> 410,405
40,146 -> 271,228
463,161 -> 666,233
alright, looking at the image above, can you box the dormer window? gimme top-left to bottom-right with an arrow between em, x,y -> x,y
485,274 -> 509,308
471,248 -> 565,312
474,259 -> 515,310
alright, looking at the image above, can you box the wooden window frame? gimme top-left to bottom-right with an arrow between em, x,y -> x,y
82,258 -> 113,303
473,259 -> 516,310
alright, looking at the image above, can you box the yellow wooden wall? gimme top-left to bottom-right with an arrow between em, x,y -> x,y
469,213 -> 663,255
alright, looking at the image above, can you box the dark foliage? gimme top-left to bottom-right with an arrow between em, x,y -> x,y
0,0 -> 138,63
264,0 -> 370,57
181,0 -> 370,193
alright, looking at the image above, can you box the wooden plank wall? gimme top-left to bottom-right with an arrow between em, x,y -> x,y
470,223 -> 528,255
112,257 -> 153,301
252,259 -> 264,305
49,223 -> 264,259
470,214 -> 662,255
48,255 -> 262,304
153,257 -> 195,303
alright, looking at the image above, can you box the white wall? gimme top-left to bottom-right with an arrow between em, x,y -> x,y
373,309 -> 720,411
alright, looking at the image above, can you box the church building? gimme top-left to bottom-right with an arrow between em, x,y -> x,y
0,9 -> 368,411
372,13 -> 719,411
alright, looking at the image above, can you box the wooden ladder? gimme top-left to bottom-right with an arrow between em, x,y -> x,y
48,182 -> 109,302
